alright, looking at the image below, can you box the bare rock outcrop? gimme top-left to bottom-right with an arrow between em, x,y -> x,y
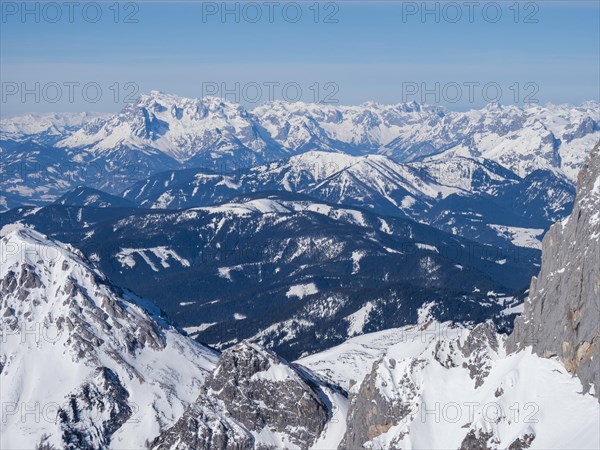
508,141 -> 600,397
152,341 -> 330,450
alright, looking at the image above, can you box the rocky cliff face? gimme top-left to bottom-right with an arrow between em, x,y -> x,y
508,141 -> 600,397
151,342 -> 331,450
339,323 -> 504,449
204,342 -> 329,447
323,320 -> 599,449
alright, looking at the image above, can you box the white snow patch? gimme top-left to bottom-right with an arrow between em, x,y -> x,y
286,282 -> 318,299
417,301 -> 436,324
116,247 -> 190,271
489,224 -> 545,249
346,302 -> 374,337
416,243 -> 438,252
184,323 -> 217,335
351,250 -> 366,274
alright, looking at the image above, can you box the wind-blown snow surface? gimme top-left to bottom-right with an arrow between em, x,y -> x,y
298,322 -> 600,449
0,225 -> 218,449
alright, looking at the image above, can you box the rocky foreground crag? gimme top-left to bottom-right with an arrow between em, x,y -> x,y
508,141 -> 600,397
150,342 -> 332,450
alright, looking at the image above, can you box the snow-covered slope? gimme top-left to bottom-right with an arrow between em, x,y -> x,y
298,322 -> 600,449
0,225 -> 218,449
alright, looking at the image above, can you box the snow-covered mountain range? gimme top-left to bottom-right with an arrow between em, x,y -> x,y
119,149 -> 575,250
1,93 -> 595,359
0,112 -> 109,144
1,92 -> 597,207
1,93 -> 592,259
1,224 -> 598,449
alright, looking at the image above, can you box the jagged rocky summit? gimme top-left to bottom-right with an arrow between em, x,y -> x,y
150,341 -> 337,450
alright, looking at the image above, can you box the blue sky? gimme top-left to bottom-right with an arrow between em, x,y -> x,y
1,1 -> 599,114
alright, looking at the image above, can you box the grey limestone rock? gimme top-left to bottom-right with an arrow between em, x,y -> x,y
152,341 -> 330,450
508,140 -> 600,397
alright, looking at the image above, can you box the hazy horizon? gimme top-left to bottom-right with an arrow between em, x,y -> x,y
2,1 -> 599,115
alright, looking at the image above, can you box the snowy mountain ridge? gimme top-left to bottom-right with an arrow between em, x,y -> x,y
0,225 -> 218,449
56,92 -> 285,166
119,149 -> 575,252
3,92 -> 597,180
0,112 -> 110,144
2,93 -> 595,216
